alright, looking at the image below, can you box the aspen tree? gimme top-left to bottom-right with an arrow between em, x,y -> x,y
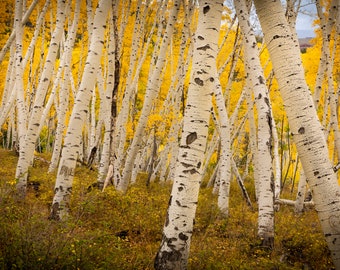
147,1 -> 194,183
111,1 -> 157,187
0,51 -> 16,128
0,0 -> 39,64
314,0 -> 338,108
295,165 -> 308,213
14,0 -> 25,152
119,0 -> 181,192
49,0 -> 111,220
97,6 -> 117,187
316,1 -> 340,160
21,0 -> 51,70
235,0 -> 275,247
48,66 -> 71,173
214,69 -> 232,217
48,0 -> 81,172
15,0 -> 67,195
254,0 -> 340,266
155,1 -> 224,268
271,115 -> 281,199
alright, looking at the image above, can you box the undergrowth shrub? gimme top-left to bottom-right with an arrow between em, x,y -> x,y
0,148 -> 335,269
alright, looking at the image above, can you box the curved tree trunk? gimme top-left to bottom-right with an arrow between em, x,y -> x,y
49,0 -> 111,220
0,0 -> 39,64
254,0 -> 340,267
48,0 -> 81,172
15,0 -> 67,196
118,0 -> 181,192
154,1 -> 223,268
14,0 -> 28,194
235,0 -> 275,248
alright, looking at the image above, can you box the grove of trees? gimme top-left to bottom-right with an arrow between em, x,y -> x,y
1,0 -> 340,268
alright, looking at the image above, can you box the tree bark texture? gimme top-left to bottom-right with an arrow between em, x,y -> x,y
49,0 -> 111,220
254,0 -> 340,267
154,0 -> 224,269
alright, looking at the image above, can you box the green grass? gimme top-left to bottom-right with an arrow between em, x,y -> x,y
0,148 -> 334,269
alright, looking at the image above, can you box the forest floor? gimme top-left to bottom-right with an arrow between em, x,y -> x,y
0,148 -> 334,269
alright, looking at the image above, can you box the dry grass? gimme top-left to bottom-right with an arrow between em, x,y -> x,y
0,148 -> 334,269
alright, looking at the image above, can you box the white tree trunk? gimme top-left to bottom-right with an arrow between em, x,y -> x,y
295,165 -> 308,213
48,0 -> 81,172
15,0 -> 67,195
271,115 -> 281,199
0,47 -> 16,130
119,0 -> 181,192
215,80 -> 232,217
0,0 -> 39,64
235,0 -> 275,247
49,0 -> 111,220
155,1 -> 223,268
113,2 -> 158,186
21,0 -> 51,70
48,67 -> 71,173
14,0 -> 28,192
97,5 -> 117,186
313,0 -> 338,108
254,0 -> 340,266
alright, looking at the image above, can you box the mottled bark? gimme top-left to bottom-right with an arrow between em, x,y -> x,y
0,0 -> 39,64
49,0 -> 111,220
235,0 -> 275,247
254,0 -> 340,266
16,0 -> 67,195
155,1 -> 223,269
119,0 -> 181,192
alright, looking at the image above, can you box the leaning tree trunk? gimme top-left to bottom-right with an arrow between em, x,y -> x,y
49,0 -> 111,220
214,65 -> 232,217
15,0 -> 67,196
313,0 -> 338,109
0,0 -> 39,64
118,0 -> 181,192
48,0 -> 81,172
254,0 -> 340,267
154,1 -> 224,269
14,0 -> 27,156
235,0 -> 275,248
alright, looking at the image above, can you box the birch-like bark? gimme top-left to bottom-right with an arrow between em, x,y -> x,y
14,0 -> 27,178
119,0 -> 181,192
271,115 -> 281,199
156,3 -> 193,183
0,48 -> 16,129
48,0 -> 81,172
295,166 -> 307,213
100,0 -> 124,188
112,1 -> 158,186
319,2 -> 340,161
21,0 -> 51,71
16,0 -> 67,195
235,0 -> 275,247
245,83 -> 259,199
328,43 -> 340,161
0,0 -> 39,64
48,66 -> 71,173
313,0 -> 338,108
49,0 -> 111,220
97,72 -> 113,185
155,1 -> 223,268
254,0 -> 340,266
215,79 -> 232,217
97,6 -> 117,187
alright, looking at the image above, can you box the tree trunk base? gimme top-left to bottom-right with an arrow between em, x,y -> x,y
260,235 -> 274,250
